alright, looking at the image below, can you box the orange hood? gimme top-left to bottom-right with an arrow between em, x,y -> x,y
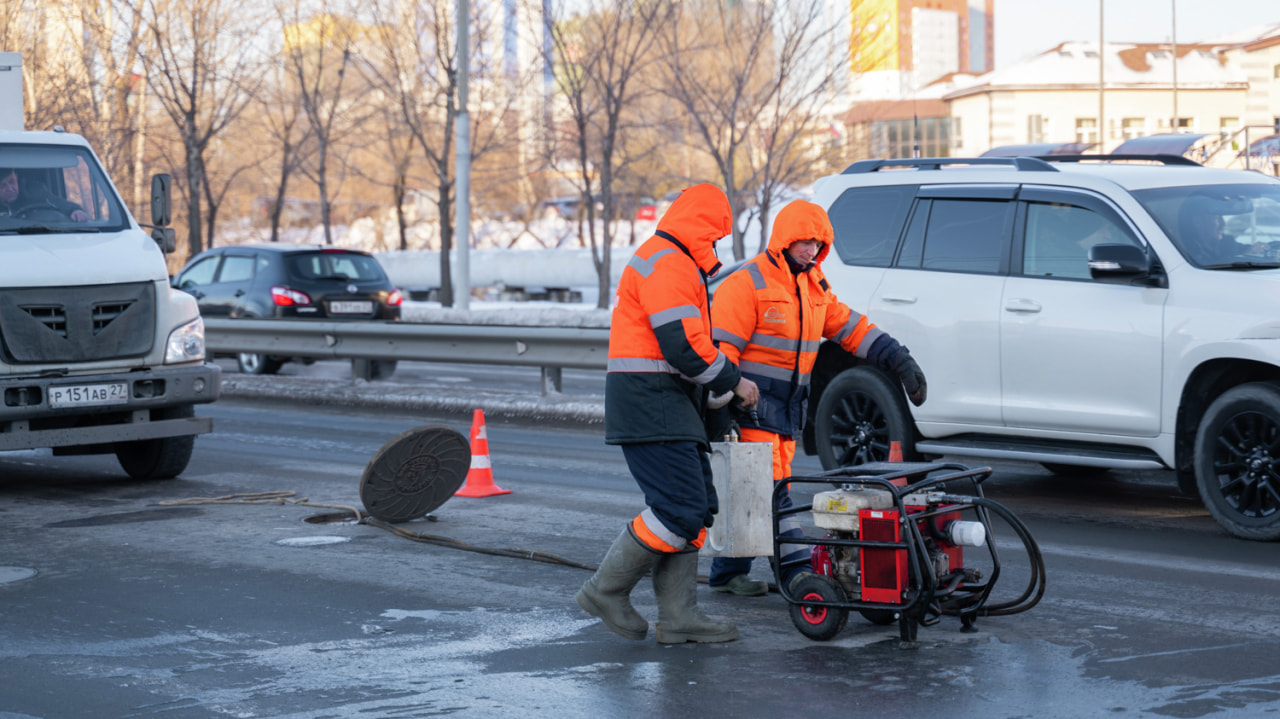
766,199 -> 832,266
655,183 -> 732,275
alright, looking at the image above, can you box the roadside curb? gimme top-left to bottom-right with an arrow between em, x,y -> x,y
218,375 -> 606,426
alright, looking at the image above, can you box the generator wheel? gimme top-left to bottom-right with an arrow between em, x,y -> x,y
789,574 -> 848,641
859,609 -> 897,626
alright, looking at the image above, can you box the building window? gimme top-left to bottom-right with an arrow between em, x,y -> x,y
1075,118 -> 1098,145
875,117 -> 952,159
1273,63 -> 1280,79
1028,114 -> 1045,143
1122,117 -> 1144,140
1174,117 -> 1192,131
1220,117 -> 1240,135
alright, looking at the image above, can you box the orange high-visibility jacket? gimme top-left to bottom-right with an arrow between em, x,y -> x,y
711,200 -> 884,437
605,184 -> 743,445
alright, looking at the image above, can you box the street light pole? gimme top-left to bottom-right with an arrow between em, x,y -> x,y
455,0 -> 471,310
1099,0 -> 1105,152
1172,0 -> 1179,131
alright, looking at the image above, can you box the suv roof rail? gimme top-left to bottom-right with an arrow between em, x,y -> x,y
1034,153 -> 1203,166
842,157 -> 1058,174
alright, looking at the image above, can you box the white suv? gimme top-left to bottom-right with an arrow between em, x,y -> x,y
803,155 -> 1280,540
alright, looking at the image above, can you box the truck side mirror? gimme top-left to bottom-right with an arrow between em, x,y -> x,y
152,227 -> 177,254
151,173 -> 172,227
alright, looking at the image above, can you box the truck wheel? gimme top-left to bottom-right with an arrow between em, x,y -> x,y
1194,383 -> 1280,540
813,366 -> 915,470
115,406 -> 197,480
237,352 -> 283,375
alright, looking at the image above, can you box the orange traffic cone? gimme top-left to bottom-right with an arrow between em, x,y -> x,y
455,409 -> 512,497
887,440 -> 906,486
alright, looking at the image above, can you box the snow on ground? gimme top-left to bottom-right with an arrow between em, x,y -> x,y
401,300 -> 611,327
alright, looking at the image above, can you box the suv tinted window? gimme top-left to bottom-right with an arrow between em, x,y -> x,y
899,198 -> 1012,273
828,185 -> 917,267
285,253 -> 386,281
1133,183 -> 1280,267
1023,202 -> 1142,279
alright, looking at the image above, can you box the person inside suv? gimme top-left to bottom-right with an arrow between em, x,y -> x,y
1174,193 -> 1274,265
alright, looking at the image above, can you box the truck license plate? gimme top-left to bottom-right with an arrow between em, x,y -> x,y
329,301 -> 373,314
49,382 -> 129,408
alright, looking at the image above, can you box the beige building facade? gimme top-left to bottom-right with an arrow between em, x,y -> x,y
943,24 -> 1280,171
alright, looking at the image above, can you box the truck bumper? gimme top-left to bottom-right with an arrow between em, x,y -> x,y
0,362 -> 221,451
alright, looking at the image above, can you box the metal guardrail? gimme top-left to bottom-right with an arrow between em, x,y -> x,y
203,318 -> 611,372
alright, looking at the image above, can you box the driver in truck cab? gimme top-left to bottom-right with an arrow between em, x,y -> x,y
0,167 -> 88,221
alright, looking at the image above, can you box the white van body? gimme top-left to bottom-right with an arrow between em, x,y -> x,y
0,52 -> 219,479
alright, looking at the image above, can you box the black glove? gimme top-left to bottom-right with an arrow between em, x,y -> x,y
893,350 -> 927,407
867,334 -> 928,407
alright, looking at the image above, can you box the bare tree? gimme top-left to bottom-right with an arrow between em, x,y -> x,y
658,0 -> 841,259
137,0 -> 264,256
280,5 -> 367,245
547,0 -> 673,309
249,55 -> 315,243
362,0 -> 533,306
44,0 -> 150,198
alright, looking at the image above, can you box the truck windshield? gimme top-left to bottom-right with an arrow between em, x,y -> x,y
0,144 -> 129,233
1133,183 -> 1280,268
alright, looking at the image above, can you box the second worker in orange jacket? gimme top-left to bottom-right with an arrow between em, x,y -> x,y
708,199 -> 926,596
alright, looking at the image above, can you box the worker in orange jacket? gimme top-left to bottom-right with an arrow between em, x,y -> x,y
707,199 -> 927,596
576,183 -> 759,644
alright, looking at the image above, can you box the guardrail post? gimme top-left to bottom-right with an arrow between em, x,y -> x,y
352,358 -> 373,381
541,366 -> 562,395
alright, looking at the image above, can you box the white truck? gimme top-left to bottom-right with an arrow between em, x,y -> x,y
0,51 -> 219,479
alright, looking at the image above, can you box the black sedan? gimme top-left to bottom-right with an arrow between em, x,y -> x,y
174,244 -> 402,377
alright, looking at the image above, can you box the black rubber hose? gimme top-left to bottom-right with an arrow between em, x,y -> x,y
936,494 -> 1047,616
364,517 -> 599,571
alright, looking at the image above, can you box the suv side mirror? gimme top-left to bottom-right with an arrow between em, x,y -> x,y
1088,243 -> 1164,287
151,173 -> 172,227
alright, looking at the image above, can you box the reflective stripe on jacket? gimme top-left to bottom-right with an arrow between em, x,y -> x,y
711,200 -> 883,437
605,184 -> 742,445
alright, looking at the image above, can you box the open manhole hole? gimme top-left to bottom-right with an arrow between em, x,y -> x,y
304,511 -> 366,525
359,425 -> 470,523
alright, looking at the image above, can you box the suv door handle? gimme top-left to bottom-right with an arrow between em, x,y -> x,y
234,289 -> 246,297
881,295 -> 917,304
1005,298 -> 1042,313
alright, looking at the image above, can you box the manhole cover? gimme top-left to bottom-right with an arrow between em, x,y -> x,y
0,566 -> 37,585
275,536 -> 351,547
359,425 -> 470,523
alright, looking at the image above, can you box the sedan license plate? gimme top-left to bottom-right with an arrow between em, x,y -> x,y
329,301 -> 373,315
49,382 -> 128,408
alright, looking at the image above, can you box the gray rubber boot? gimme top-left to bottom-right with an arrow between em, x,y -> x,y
575,528 -> 660,640
652,549 -> 739,644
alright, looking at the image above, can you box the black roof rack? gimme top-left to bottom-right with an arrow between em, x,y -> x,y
842,157 -> 1058,174
1034,153 -> 1202,166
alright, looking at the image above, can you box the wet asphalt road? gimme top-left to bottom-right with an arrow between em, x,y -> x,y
1,372 -> 1279,718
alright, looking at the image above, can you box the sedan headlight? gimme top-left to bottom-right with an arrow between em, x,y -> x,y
165,317 -> 206,363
